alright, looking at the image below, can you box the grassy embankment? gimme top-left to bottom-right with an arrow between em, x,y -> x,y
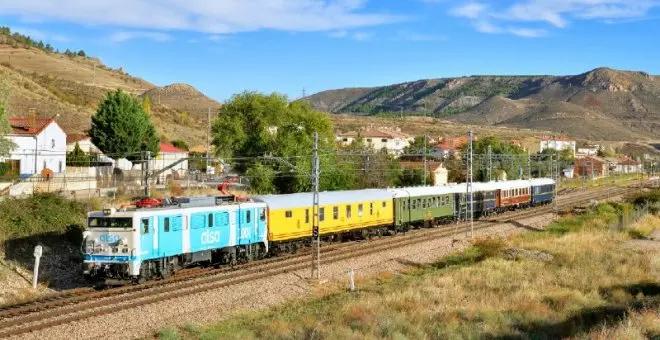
159,190 -> 660,340
559,172 -> 645,190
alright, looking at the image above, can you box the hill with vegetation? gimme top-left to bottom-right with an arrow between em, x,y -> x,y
0,27 -> 218,146
305,68 -> 660,141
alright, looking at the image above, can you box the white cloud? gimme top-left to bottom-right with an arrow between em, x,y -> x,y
507,27 -> 547,37
109,31 -> 172,42
450,2 -> 488,19
352,31 -> 373,41
0,0 -> 403,34
449,0 -> 660,36
328,30 -> 349,38
396,31 -> 447,41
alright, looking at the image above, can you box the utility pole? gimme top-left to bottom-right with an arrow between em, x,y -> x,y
487,145 -> 492,181
206,107 -> 211,172
302,87 -> 306,99
144,151 -> 151,197
527,151 -> 532,180
311,132 -> 321,280
423,134 -> 427,185
466,129 -> 474,239
553,154 -> 558,219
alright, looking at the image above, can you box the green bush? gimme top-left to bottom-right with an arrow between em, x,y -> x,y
0,194 -> 88,241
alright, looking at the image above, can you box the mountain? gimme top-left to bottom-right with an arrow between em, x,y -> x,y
0,28 -> 218,146
305,68 -> 660,141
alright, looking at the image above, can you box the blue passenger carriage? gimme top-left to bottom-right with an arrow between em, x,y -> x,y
530,178 -> 555,206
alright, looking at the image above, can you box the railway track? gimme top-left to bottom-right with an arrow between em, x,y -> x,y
0,185 -> 640,337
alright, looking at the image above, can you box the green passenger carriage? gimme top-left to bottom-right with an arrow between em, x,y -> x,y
388,186 -> 461,229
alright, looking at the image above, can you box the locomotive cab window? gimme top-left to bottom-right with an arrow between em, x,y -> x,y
246,210 -> 251,223
260,209 -> 266,221
285,210 -> 293,218
164,217 -> 170,232
208,214 -> 214,228
141,218 -> 149,234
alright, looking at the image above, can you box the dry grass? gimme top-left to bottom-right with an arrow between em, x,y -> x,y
626,214 -> 660,239
167,203 -> 660,340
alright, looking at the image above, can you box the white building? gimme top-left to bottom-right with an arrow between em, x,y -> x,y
1,116 -> 66,178
336,128 -> 414,156
539,136 -> 576,156
152,142 -> 189,181
576,144 -> 600,158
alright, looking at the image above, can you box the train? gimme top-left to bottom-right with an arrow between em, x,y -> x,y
81,178 -> 555,283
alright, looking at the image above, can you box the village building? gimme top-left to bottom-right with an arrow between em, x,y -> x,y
574,156 -> 608,179
539,136 -> 576,157
399,161 -> 449,186
612,157 -> 642,174
576,144 -> 600,158
431,136 -> 468,159
336,128 -> 414,156
1,115 -> 66,178
152,142 -> 189,181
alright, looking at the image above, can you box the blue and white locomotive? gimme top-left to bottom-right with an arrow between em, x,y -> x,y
82,196 -> 268,283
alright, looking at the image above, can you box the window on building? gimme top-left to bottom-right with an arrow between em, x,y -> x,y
208,214 -> 214,228
358,204 -> 363,216
246,210 -> 251,223
305,209 -> 310,223
51,138 -> 55,148
342,138 -> 348,142
366,138 -> 372,143
333,206 -> 339,220
381,138 -> 387,143
285,210 -> 293,218
346,205 -> 352,218
164,217 -> 170,232
319,207 -> 325,221
58,160 -> 62,173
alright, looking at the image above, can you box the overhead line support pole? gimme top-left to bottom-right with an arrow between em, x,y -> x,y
311,132 -> 321,280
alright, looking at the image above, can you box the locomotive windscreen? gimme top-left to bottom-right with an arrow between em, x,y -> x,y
88,217 -> 132,229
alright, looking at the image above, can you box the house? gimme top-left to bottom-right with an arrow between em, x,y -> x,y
539,136 -> 576,157
399,161 -> 449,186
152,142 -> 189,181
431,136 -> 468,159
576,144 -> 600,158
66,135 -> 102,154
613,157 -> 642,174
574,156 -> 607,179
336,128 -> 414,156
0,115 -> 66,178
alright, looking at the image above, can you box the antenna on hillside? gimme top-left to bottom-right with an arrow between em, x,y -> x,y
302,87 -> 307,99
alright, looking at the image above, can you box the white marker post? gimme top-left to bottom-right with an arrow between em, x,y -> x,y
33,245 -> 43,289
347,268 -> 355,292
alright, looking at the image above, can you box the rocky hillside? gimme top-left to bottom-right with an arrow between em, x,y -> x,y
0,28 -> 218,146
305,68 -> 660,141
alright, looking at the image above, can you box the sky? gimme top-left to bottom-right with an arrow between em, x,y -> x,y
1,0 -> 659,102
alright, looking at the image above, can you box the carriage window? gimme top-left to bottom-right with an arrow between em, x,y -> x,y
164,217 -> 170,232
246,210 -> 251,223
285,210 -> 293,218
141,218 -> 149,234
305,209 -> 310,223
382,201 -> 387,208
319,207 -> 325,221
422,199 -> 426,209
358,204 -> 363,217
260,209 -> 266,221
208,214 -> 214,228
346,205 -> 352,218
370,203 -> 374,215
333,206 -> 339,220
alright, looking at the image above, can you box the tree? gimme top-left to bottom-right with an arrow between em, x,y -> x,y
171,139 -> 189,151
66,142 -> 90,166
77,50 -> 86,57
400,135 -> 434,161
246,162 -> 277,194
461,136 -> 527,181
211,91 -> 343,193
397,168 -> 430,187
0,79 -> 16,157
90,89 -> 159,161
142,96 -> 152,116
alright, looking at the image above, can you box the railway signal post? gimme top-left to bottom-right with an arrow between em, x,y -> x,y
311,132 -> 321,280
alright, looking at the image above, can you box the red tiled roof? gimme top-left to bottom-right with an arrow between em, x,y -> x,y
8,117 -> 55,136
160,142 -> 187,153
617,158 -> 640,166
66,134 -> 90,144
